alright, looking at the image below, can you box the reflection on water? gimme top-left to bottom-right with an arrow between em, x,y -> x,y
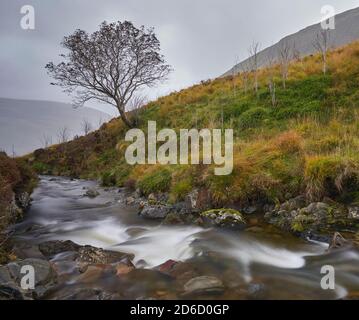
12,176 -> 359,299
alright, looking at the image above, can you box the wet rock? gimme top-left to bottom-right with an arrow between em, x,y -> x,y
55,287 -> 111,300
38,240 -> 81,258
0,266 -> 16,287
0,258 -> 57,299
200,209 -> 246,228
162,261 -> 200,286
328,232 -> 351,251
118,269 -> 174,298
16,192 -> 31,210
265,197 -> 357,238
183,276 -> 224,296
243,206 -> 258,215
126,196 -> 135,205
12,243 -> 46,260
281,195 -> 307,212
84,188 -> 100,198
154,260 -> 178,274
247,283 -> 266,299
7,258 -> 57,287
139,205 -> 171,219
157,193 -> 169,203
115,258 -> 135,276
138,201 -> 146,210
0,265 -> 25,300
0,285 -> 24,300
8,196 -> 24,221
194,217 -> 204,226
76,265 -> 114,283
348,207 -> 359,220
185,189 -> 199,209
130,268 -> 173,281
38,241 -> 135,274
305,202 -> 330,215
171,201 -> 192,215
76,246 -> 134,272
183,189 -> 213,211
136,259 -> 149,268
148,193 -> 157,202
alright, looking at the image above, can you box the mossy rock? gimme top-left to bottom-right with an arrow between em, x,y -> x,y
200,208 -> 246,227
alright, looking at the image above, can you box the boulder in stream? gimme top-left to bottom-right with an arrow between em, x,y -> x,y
38,240 -> 81,258
0,258 -> 57,299
182,276 -> 224,296
139,205 -> 171,219
76,245 -> 134,272
200,208 -> 246,228
84,188 -> 100,198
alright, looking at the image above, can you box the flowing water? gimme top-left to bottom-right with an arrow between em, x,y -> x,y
12,176 -> 359,300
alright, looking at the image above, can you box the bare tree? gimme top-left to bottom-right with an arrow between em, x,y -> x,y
81,118 -> 93,135
266,53 -> 277,107
11,144 -> 16,158
231,56 -> 240,97
249,42 -> 261,96
240,60 -> 251,94
41,134 -> 53,148
57,127 -> 70,143
46,21 -> 172,128
313,29 -> 331,75
292,41 -> 301,62
127,95 -> 147,127
278,40 -> 292,89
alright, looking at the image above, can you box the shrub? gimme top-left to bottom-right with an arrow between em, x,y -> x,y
305,155 -> 359,201
171,179 -> 193,202
306,135 -> 341,153
32,162 -> 50,174
206,172 -> 235,205
137,168 -> 172,195
273,131 -> 303,154
101,171 -> 116,187
238,107 -> 269,129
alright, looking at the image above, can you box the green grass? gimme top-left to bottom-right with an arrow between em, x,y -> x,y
27,41 -> 359,207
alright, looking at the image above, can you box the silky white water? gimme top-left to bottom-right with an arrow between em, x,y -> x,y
13,176 -> 359,299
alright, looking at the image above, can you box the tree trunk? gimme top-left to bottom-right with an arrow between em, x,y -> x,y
117,102 -> 134,128
323,54 -> 327,75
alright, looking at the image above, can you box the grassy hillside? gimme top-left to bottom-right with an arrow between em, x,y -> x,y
29,41 -> 359,209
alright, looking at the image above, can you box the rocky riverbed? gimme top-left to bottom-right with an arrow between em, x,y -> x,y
1,176 -> 359,300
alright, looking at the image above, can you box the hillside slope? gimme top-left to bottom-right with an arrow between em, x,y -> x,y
222,6 -> 359,77
28,41 -> 359,237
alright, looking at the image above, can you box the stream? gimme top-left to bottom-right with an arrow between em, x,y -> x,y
11,176 -> 359,300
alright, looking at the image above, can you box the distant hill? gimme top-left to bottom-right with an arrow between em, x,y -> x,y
222,6 -> 359,77
0,98 -> 111,155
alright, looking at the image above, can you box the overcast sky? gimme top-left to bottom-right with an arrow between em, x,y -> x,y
0,0 -> 358,115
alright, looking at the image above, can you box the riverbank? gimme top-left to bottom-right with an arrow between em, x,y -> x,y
0,152 -> 37,264
107,179 -> 359,245
1,176 -> 358,300
26,42 -> 359,238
